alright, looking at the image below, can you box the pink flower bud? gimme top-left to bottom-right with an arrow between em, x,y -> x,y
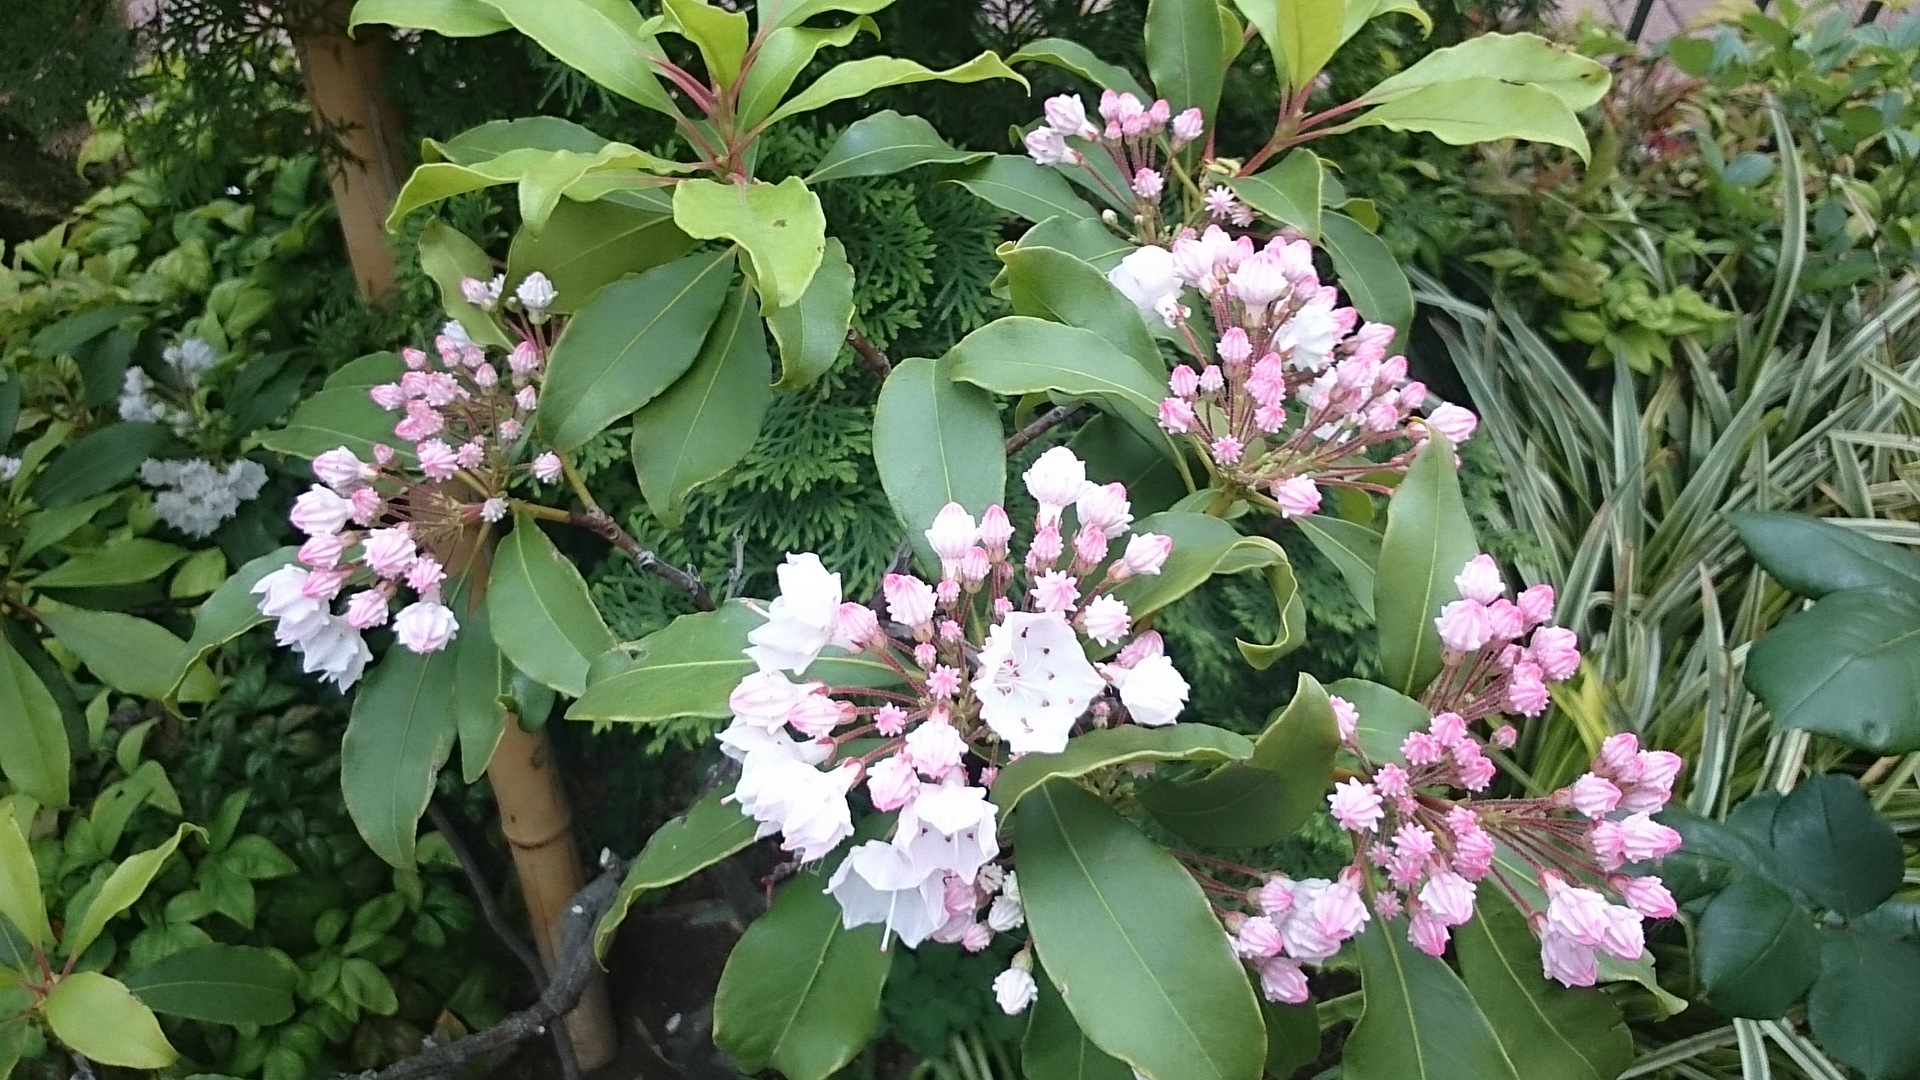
532,452 -> 563,483
787,693 -> 853,738
1171,106 -> 1205,145
298,533 -> 351,570
1075,483 -> 1133,538
1158,397 -> 1196,433
1030,569 -> 1081,613
1517,583 -> 1556,626
313,447 -> 376,492
874,704 -> 908,737
394,599 -> 459,653
1485,598 -> 1526,641
361,527 -> 416,579
1329,778 -> 1385,833
925,502 -> 980,570
1131,167 -> 1165,200
370,383 -> 405,410
344,588 -> 391,630
348,486 -> 385,526
1408,911 -> 1452,956
290,486 -> 353,536
904,717 -> 966,779
1330,695 -> 1358,742
1256,877 -> 1295,919
1454,554 -> 1503,604
1434,599 -> 1493,652
1080,594 -> 1131,646
1257,956 -> 1309,1004
961,922 -> 994,952
978,505 -> 1013,556
883,573 -> 937,629
1169,364 -> 1200,398
416,440 -> 459,481
1116,532 -> 1172,579
1567,773 -> 1623,819
1490,724 -> 1518,749
1235,916 -> 1285,958
836,602 -> 880,648
401,347 -> 429,370
1612,875 -> 1677,919
1272,476 -> 1321,519
1425,403 -> 1478,444
1043,93 -> 1097,138
1529,626 -> 1581,680
1595,732 -> 1642,779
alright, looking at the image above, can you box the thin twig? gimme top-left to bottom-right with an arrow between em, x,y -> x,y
569,508 -> 716,611
1005,404 -> 1084,456
847,328 -> 891,379
333,861 -> 627,1080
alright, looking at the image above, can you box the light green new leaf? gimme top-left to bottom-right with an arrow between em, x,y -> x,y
672,177 -> 824,310
488,515 -> 617,698
0,638 -> 69,809
1008,38 -> 1149,99
1231,0 -> 1343,89
342,644 -> 461,868
171,547 -> 297,700
40,608 -> 216,703
33,537 -> 186,589
1140,674 -> 1338,848
1351,78 -> 1591,161
712,843 -> 891,1079
765,52 -> 1026,126
1322,210 -> 1414,330
349,0 -> 511,36
1111,512 -> 1303,663
1296,513 -> 1381,617
417,218 -> 511,347
658,0 -> 749,89
1374,435 -> 1478,695
1363,33 -> 1609,111
1227,150 -> 1324,240
1015,781 -> 1266,1080
428,115 -> 610,162
506,199 -> 695,315
1146,0 -> 1226,122
873,355 -> 1007,566
43,972 -> 177,1069
476,0 -> 676,115
757,0 -> 893,31
1339,0 -> 1432,46
808,111 -> 990,183
945,155 -> 1099,223
122,943 -> 297,1025
538,250 -> 735,452
735,20 -> 877,128
62,823 -> 197,961
1344,919 -> 1521,1080
0,806 -> 50,948
1456,895 -> 1633,1080
388,144 -> 687,233
594,789 -> 757,956
991,724 -> 1254,811
944,316 -> 1167,436
629,283 -> 773,526
767,237 -> 854,390
1003,245 -> 1162,377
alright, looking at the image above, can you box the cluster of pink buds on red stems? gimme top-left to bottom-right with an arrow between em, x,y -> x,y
253,274 -> 565,689
717,447 -> 1192,1011
1024,91 -> 1219,244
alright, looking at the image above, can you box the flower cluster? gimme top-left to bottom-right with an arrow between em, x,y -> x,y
1024,91 -> 1212,245
1228,869 -> 1372,1004
1107,226 -> 1478,515
139,457 -> 268,537
1425,555 -> 1581,721
119,337 -> 220,434
721,448 -> 1189,1011
254,274 -> 564,688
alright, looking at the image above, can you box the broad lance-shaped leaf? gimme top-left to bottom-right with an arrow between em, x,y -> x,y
472,0 -> 676,116
1141,674 -> 1337,848
538,250 -> 734,453
506,198 -> 695,315
418,218 -> 510,347
1349,78 -> 1591,162
170,547 -> 296,699
712,836 -> 891,1080
629,282 -> 773,526
62,824 -> 199,961
672,177 -> 825,311
451,595 -> 513,783
341,641 -> 461,869
1003,245 -> 1162,377
990,724 -> 1254,811
1455,895 -> 1632,1080
31,422 -> 167,509
765,52 -> 1026,126
873,355 -> 1007,568
0,635 -> 71,808
1342,919 -> 1521,1080
263,351 -> 410,463
1227,150 -> 1324,241
1111,512 -> 1303,665
767,237 -> 854,391
1373,435 -> 1478,696
944,316 -> 1168,444
40,608 -> 216,703
1340,0 -> 1431,44
944,155 -> 1099,224
1743,587 -> 1920,755
350,0 -> 511,37
488,515 -> 616,698
1322,210 -> 1413,331
1363,33 -> 1608,111
809,111 -> 988,183
122,943 -> 297,1025
658,0 -> 749,89
1297,513 -> 1381,617
1015,781 -> 1266,1080
595,790 -> 758,956
1008,37 -> 1149,99
736,20 -> 877,128
1024,964 -> 1134,1080
33,537 -> 185,589
0,805 -> 51,948
1145,0 -> 1225,122
386,144 -> 688,233
43,972 -> 177,1069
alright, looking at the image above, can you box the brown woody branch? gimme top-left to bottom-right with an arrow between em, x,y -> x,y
847,328 -> 891,379
1005,405 -> 1084,456
569,508 -> 716,611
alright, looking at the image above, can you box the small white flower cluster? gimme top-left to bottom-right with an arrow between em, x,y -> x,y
139,458 -> 269,538
0,456 -> 21,482
119,337 -> 221,433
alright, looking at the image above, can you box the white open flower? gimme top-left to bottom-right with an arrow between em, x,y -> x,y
973,611 -> 1104,755
1110,653 -> 1190,726
746,553 -> 846,673
827,840 -> 949,949
1107,246 -> 1185,327
895,783 -> 1000,884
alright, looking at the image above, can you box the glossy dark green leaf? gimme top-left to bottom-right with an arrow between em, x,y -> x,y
342,644 -> 461,868
1003,245 -> 1163,377
1262,998 -> 1319,1079
123,943 -> 295,1025
1373,435 -> 1478,696
1806,929 -> 1920,1080
1343,919 -> 1521,1080
262,352 -> 408,462
1145,0 -> 1226,123
488,515 -> 616,698
30,423 -> 168,509
1296,513 -> 1380,617
1744,587 -> 1920,754
991,724 -> 1253,811
944,155 -> 1099,224
946,316 -> 1167,436
1455,895 -> 1632,1080
767,237 -> 854,391
1321,210 -> 1414,331
1227,150 -> 1324,240
450,595 -> 510,783
1018,215 -> 1135,271
1111,512 -> 1304,666
1015,781 -> 1266,1080
1728,511 -> 1920,598
594,789 -> 758,957
39,608 -> 216,703
505,198 -> 695,315
1695,874 -> 1820,1019
1070,413 -> 1186,517
873,355 -> 1006,565
1008,37 -> 1149,98
1768,773 -> 1903,917
1141,674 -> 1338,847
809,110 -> 989,182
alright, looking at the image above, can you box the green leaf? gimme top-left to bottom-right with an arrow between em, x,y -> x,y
451,594 -> 513,782
1261,999 -> 1320,1079
538,250 -> 735,452
473,0 -> 675,115
1351,78 -> 1592,161
31,423 -> 167,509
1327,677 -> 1431,766
1744,587 -> 1920,754
1017,216 -> 1135,271
43,972 -> 176,1068
991,724 -> 1254,811
340,956 -> 399,1015
506,199 -> 695,315
873,355 -> 1007,566
1003,246 -> 1163,377
1363,33 -> 1609,111
0,1015 -> 25,1080
1227,150 -> 1325,240
767,52 -> 1025,126
122,943 -> 296,1025
735,19 -> 878,128
629,283 -> 773,526
594,789 -> 757,956
429,115 -> 611,162
1008,37 -> 1147,98
658,0 -> 749,89
1023,966 -> 1134,1080
0,637 -> 70,808
1140,674 -> 1338,847
1806,929 -> 1920,1080
1015,781 -> 1265,1080
1343,919 -> 1521,1080
40,609 -> 215,703
671,178 -> 824,310
0,805 -> 50,949
712,845 -> 892,1079
172,548 -> 297,699
1296,514 -> 1380,617
1146,0 -> 1226,123
416,219 -> 511,348
488,516 -> 616,698
349,0 -> 511,36
1455,895 -> 1632,1080
767,237 -> 854,391
1340,0 -> 1432,44
944,155 -> 1099,223
1322,210 -> 1414,330
945,316 -> 1167,438
62,823 -> 196,961
1110,512 -> 1302,663
342,645 -> 461,868
1768,774 -> 1903,917
261,353 -> 408,462
1373,435 -> 1477,696
809,111 -> 989,183
388,144 -> 686,233
1729,511 -> 1920,599
757,0 -> 893,31
1274,0 -> 1343,89
17,494 -> 119,567
1696,874 -> 1821,1019
33,538 -> 185,589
